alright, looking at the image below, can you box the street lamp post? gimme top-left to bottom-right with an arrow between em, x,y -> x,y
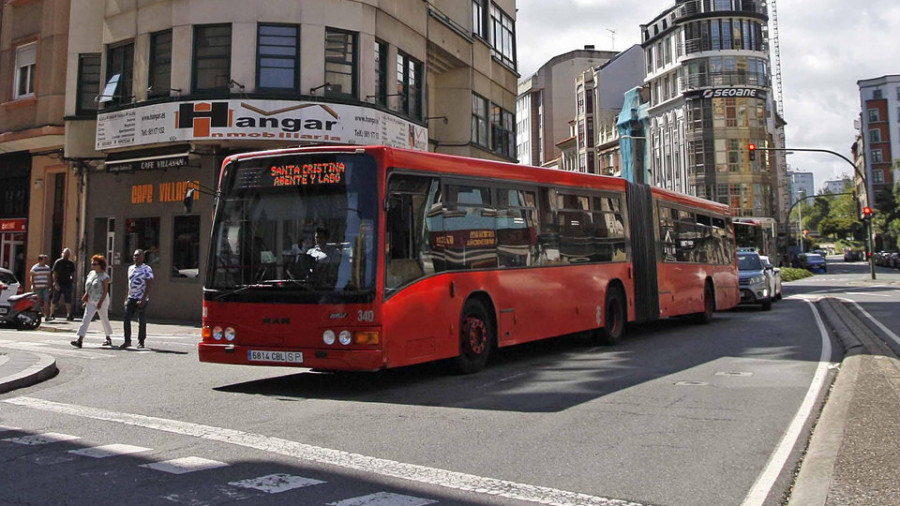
755,146 -> 875,280
797,190 -> 804,255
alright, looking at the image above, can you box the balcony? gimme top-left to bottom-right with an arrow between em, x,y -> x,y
674,0 -> 767,20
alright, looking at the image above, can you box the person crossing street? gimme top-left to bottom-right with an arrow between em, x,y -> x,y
120,249 -> 153,349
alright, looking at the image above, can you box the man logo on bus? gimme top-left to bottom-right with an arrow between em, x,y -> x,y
176,102 -> 231,138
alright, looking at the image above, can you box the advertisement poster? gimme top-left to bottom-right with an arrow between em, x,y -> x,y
96,99 -> 428,151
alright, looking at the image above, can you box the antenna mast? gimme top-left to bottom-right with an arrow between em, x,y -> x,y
606,29 -> 616,50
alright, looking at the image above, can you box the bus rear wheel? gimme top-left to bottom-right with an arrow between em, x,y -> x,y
595,287 -> 625,345
454,299 -> 492,374
694,284 -> 715,324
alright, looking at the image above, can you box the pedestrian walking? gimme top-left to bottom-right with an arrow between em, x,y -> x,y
121,249 -> 153,349
29,254 -> 52,317
71,255 -> 113,349
50,248 -> 76,321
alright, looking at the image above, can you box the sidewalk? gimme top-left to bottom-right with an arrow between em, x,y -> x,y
789,298 -> 900,505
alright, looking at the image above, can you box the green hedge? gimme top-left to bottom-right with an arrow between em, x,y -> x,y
781,267 -> 813,282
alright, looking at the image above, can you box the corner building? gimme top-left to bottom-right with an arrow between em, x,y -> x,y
65,0 -> 518,320
641,0 -> 779,218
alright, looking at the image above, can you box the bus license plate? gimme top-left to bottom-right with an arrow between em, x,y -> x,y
248,350 -> 303,364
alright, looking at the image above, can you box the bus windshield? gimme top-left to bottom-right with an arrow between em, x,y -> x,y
207,152 -> 378,302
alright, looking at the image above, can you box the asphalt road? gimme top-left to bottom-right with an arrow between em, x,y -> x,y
2,260 -> 896,505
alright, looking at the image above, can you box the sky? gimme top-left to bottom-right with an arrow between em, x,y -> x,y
515,0 -> 900,191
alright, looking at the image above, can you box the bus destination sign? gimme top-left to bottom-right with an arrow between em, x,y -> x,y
271,162 -> 345,186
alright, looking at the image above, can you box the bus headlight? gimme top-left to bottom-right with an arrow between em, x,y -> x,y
212,326 -> 223,340
224,327 -> 236,341
323,330 -> 336,345
339,330 -> 352,346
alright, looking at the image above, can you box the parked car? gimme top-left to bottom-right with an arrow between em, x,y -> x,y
759,255 -> 783,301
737,251 -> 773,311
798,253 -> 827,273
843,248 -> 861,262
888,252 -> 900,269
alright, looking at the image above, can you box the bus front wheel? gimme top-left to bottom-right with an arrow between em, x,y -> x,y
595,287 -> 625,345
455,299 -> 493,374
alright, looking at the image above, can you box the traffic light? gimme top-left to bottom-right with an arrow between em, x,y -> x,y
861,206 -> 873,221
748,143 -> 756,161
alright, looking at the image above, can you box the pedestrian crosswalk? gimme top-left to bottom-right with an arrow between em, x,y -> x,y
0,425 -> 439,505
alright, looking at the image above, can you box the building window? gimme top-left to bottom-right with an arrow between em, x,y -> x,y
76,54 -> 101,115
871,149 -> 883,163
873,169 -> 884,183
148,30 -> 173,98
324,28 -> 357,99
257,24 -> 299,90
374,40 -> 387,106
472,93 -> 489,148
489,4 -> 516,69
873,89 -> 882,99
105,42 -> 135,105
869,129 -> 882,143
868,108 -> 880,122
172,216 -> 201,279
193,24 -> 232,93
14,43 -> 37,99
491,103 -> 515,159
473,0 -> 488,38
125,217 -> 161,267
396,51 -> 422,120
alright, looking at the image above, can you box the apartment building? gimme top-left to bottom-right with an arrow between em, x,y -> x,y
0,0 -> 75,284
641,0 -> 784,220
63,0 -> 519,319
857,75 -> 900,208
516,46 -> 616,167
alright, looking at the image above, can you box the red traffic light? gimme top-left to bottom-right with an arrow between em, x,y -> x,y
862,206 -> 872,215
748,143 -> 756,161
748,143 -> 757,151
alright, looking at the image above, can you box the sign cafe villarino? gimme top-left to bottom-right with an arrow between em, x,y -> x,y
96,99 -> 429,151
132,180 -> 201,205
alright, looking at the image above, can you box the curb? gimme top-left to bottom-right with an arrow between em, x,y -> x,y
0,351 -> 58,394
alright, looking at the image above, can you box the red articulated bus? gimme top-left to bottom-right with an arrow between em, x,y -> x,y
199,145 -> 739,373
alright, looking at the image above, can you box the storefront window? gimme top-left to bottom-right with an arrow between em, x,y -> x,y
172,216 -> 200,279
125,217 -> 160,266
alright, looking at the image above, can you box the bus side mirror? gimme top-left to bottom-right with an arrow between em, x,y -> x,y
183,188 -> 195,213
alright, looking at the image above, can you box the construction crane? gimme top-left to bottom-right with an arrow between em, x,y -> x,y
767,0 -> 784,117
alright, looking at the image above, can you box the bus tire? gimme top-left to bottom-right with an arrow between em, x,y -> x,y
694,283 -> 715,324
454,299 -> 492,374
595,287 -> 626,345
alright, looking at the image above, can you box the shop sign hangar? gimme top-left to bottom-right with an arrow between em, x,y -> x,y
96,99 -> 429,151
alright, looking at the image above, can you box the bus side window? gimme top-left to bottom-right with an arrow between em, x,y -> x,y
385,175 -> 435,290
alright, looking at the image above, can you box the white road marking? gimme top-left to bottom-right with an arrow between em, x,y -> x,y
844,292 -> 892,297
3,396 -> 648,506
328,492 -> 437,506
0,425 -> 20,432
3,432 -> 80,445
229,473 -> 325,494
0,342 -> 112,359
69,443 -> 151,458
140,456 -> 229,475
741,299 -> 833,506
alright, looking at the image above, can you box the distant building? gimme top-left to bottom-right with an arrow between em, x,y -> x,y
640,0 -> 786,221
788,171 -> 814,205
573,45 -> 645,174
857,75 -> 900,208
823,178 -> 851,195
517,46 -> 617,167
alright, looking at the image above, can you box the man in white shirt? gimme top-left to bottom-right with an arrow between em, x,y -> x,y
121,249 -> 153,349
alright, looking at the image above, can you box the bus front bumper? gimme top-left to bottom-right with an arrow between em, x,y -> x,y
198,343 -> 386,371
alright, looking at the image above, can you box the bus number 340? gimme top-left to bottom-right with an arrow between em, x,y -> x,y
358,310 -> 375,322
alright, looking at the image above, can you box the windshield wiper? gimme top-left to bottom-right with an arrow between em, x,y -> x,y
213,279 -> 317,300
